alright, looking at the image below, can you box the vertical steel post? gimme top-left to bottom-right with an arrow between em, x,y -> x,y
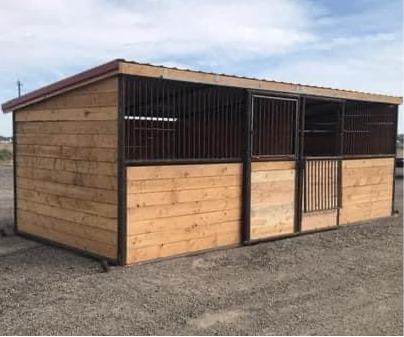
12,112 -> 18,234
117,74 -> 127,265
337,101 -> 345,226
293,97 -> 301,232
294,96 -> 305,232
242,90 -> 252,244
391,105 -> 399,215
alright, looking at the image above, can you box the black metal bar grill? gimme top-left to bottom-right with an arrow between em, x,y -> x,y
251,95 -> 298,157
303,158 -> 340,213
343,102 -> 396,155
123,75 -> 245,162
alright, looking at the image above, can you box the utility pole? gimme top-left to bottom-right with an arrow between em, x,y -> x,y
17,80 -> 22,97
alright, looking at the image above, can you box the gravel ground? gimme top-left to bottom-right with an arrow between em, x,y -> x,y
0,166 -> 402,335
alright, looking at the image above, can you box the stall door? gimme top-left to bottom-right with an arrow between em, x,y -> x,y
300,158 -> 341,231
249,95 -> 298,240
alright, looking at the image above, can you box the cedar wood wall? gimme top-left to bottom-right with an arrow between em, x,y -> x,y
14,76 -> 118,259
125,158 -> 394,264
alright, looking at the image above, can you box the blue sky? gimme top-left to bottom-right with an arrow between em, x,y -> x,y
0,0 -> 402,136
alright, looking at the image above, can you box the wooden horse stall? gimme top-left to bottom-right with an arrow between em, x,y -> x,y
121,76 -> 245,264
1,59 -> 401,265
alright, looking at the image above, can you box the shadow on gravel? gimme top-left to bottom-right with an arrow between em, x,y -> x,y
0,218 -> 14,236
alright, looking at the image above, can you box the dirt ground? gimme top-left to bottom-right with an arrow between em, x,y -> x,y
0,165 -> 402,335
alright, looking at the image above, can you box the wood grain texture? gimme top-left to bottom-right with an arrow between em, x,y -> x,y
340,158 -> 394,224
126,163 -> 242,264
301,210 -> 337,231
250,161 -> 295,240
14,77 -> 118,259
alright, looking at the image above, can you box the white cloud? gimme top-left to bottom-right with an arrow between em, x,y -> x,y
0,0 -> 402,135
0,0 -> 319,67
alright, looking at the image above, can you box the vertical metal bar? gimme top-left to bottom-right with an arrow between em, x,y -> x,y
337,102 -> 345,224
117,74 -> 127,266
391,105 -> 398,215
242,89 -> 252,244
12,112 -> 18,234
161,80 -> 165,159
294,96 -> 303,232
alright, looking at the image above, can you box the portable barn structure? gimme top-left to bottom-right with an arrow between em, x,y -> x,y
2,59 -> 402,265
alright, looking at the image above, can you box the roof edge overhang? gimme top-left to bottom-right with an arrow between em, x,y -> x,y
2,58 -> 402,113
1,59 -> 122,113
118,60 -> 403,105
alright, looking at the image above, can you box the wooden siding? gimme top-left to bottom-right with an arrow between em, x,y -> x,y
15,77 -> 118,259
340,158 -> 394,224
250,161 -> 295,240
301,209 -> 337,231
126,163 -> 242,264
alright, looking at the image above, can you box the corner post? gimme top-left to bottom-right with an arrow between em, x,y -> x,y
117,74 -> 127,265
392,105 -> 399,215
242,89 -> 252,244
12,112 -> 18,234
294,95 -> 305,233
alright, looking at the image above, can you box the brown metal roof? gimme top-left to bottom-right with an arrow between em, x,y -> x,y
2,58 -> 402,112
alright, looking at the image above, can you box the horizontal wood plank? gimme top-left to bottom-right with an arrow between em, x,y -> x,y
127,231 -> 240,263
18,199 -> 117,232
128,186 -> 241,208
18,215 -> 116,259
25,91 -> 117,110
16,134 -> 116,148
17,177 -> 116,204
251,169 -> 295,183
342,158 -> 394,169
129,221 -> 240,249
301,210 -> 337,231
128,197 -> 241,222
127,163 -> 242,181
17,121 -> 116,135
17,155 -> 116,176
15,107 -> 117,122
129,208 -> 241,236
251,161 -> 295,171
18,210 -> 117,246
17,187 -> 116,219
16,144 -> 116,163
17,167 -> 117,191
127,175 -> 241,194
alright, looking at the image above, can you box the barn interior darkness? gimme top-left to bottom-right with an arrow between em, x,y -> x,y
303,98 -> 341,157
